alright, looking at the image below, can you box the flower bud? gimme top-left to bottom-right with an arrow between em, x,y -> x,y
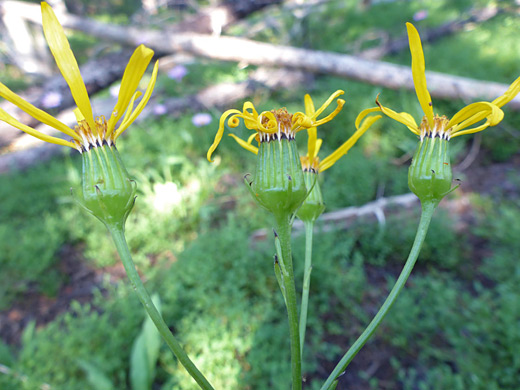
296,169 -> 325,223
408,125 -> 453,205
74,144 -> 136,228
246,137 -> 307,219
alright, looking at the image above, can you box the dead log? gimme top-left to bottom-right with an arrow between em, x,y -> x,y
12,1 -> 519,110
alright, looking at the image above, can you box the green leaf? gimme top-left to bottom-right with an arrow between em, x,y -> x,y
130,334 -> 150,390
78,360 -> 115,390
130,293 -> 162,390
143,294 -> 162,374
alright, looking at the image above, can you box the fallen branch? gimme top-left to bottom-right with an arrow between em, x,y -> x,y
251,193 -> 419,241
10,1 -> 520,109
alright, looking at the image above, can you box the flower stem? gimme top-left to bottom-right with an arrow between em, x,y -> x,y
107,223 -> 214,390
275,215 -> 302,390
299,220 -> 314,358
320,201 -> 437,390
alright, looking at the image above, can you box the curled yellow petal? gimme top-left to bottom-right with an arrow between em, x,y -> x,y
242,102 -> 262,130
114,61 -> 159,139
492,75 -> 520,108
375,96 -> 419,134
0,108 -> 76,148
41,2 -> 95,132
228,133 -> 258,154
247,132 -> 257,144
0,82 -> 80,141
243,101 -> 260,119
239,102 -> 275,132
293,91 -> 345,131
107,44 -> 154,136
313,90 -> 344,119
451,120 -> 494,138
291,112 -> 313,130
256,110 -> 277,133
207,108 -> 242,162
319,115 -> 381,172
406,22 -> 434,129
355,107 -> 381,129
313,98 -> 345,127
450,102 -> 504,137
448,101 -> 504,134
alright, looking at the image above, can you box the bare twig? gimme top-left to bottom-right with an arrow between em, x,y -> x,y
251,193 -> 419,241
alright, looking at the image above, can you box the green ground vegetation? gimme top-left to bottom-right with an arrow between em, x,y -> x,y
1,0 -> 520,389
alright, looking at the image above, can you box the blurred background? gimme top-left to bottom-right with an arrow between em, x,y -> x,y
0,0 -> 519,389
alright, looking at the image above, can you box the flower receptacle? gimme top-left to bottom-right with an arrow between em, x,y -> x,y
246,138 -> 307,219
408,136 -> 454,206
74,144 -> 137,228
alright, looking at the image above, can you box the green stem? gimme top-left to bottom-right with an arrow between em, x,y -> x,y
299,220 -> 314,358
320,201 -> 437,390
107,223 -> 214,390
275,215 -> 302,390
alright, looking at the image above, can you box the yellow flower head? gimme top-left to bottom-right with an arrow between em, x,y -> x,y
0,2 -> 159,153
356,23 -> 520,140
206,90 -> 346,162
300,93 -> 382,173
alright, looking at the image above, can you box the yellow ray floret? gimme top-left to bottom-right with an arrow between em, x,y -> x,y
301,93 -> 381,173
304,94 -> 319,162
41,2 -> 95,133
318,115 -> 381,172
228,133 -> 259,154
406,23 -> 433,129
0,108 -> 76,148
0,2 -> 158,152
207,90 -> 345,162
357,22 -> 520,140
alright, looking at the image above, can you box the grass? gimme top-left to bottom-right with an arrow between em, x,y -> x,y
1,0 -> 520,389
